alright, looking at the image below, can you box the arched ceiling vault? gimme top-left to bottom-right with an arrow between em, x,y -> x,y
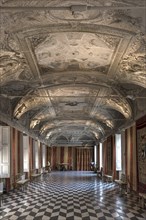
0,0 -> 146,147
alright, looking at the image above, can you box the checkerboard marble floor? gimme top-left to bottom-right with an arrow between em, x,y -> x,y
0,171 -> 146,220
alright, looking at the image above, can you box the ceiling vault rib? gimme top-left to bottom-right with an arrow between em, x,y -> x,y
1,95 -> 146,99
1,6 -> 145,11
16,35 -> 43,82
107,36 -> 133,76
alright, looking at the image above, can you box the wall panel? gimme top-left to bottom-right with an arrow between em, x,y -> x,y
136,115 -> 146,193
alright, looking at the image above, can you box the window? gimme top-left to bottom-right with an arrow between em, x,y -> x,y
0,126 -> 10,178
42,144 -> 46,167
33,140 -> 39,169
99,143 -> 103,168
23,135 -> 29,172
94,145 -> 97,166
115,134 -> 122,171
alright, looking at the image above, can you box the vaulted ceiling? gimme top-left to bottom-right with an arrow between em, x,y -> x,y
0,0 -> 146,146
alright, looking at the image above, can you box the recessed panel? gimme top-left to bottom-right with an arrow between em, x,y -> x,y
49,86 -> 98,116
34,32 -> 119,72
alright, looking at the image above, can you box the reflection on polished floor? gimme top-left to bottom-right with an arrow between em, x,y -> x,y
0,171 -> 146,220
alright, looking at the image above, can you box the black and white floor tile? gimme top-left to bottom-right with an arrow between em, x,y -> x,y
0,171 -> 146,220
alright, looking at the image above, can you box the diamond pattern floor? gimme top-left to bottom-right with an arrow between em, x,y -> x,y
0,171 -> 146,219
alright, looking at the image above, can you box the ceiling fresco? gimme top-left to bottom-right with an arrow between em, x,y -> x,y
0,0 -> 146,146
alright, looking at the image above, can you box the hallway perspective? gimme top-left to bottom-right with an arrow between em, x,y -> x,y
0,171 -> 146,220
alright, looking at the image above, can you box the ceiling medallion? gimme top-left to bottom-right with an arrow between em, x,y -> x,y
65,101 -> 78,106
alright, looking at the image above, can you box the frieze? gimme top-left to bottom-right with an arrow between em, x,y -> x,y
106,97 -> 132,119
14,96 -> 50,119
1,10 -> 139,35
30,110 -> 55,129
93,111 -> 114,128
1,0 -> 145,35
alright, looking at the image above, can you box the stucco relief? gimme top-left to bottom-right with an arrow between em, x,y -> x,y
120,54 -> 145,72
13,91 -> 51,119
119,53 -> 146,87
124,34 -> 144,56
103,9 -> 143,32
106,97 -> 132,119
0,51 -> 23,84
2,11 -> 142,34
1,0 -> 145,34
30,110 -> 54,129
95,34 -> 120,49
0,32 -> 32,83
31,35 -> 49,48
0,11 -> 56,32
14,99 -> 49,119
92,111 -> 114,129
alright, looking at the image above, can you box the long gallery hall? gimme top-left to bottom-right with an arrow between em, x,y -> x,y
0,0 -> 146,219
